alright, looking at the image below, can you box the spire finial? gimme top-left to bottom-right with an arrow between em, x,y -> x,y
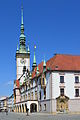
21,5 -> 23,25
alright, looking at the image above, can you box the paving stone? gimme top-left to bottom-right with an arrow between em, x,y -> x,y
0,113 -> 80,120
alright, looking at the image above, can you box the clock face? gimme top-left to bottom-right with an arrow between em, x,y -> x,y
20,58 -> 26,64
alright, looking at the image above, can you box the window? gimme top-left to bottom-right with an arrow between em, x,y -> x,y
26,95 -> 27,100
43,78 -> 44,85
44,88 -> 46,99
60,76 -> 64,83
75,76 -> 79,83
40,104 -> 41,111
31,92 -> 33,100
35,91 -> 37,100
24,95 -> 25,100
60,88 -> 64,96
26,85 -> 27,90
44,104 -> 46,111
39,91 -> 41,100
28,93 -> 30,100
75,89 -> 79,97
39,78 -> 41,85
23,66 -> 26,74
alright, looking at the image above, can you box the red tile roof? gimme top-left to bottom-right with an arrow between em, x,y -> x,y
47,54 -> 80,71
16,54 -> 80,85
31,54 -> 80,79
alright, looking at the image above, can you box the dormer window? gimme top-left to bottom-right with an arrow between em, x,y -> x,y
55,65 -> 58,68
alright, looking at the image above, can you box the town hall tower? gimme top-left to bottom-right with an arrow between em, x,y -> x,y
16,7 -> 30,80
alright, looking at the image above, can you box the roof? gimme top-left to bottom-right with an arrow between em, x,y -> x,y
0,96 -> 7,101
16,54 -> 80,87
32,54 -> 80,79
47,54 -> 80,71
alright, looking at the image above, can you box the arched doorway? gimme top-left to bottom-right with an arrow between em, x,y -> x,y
56,95 -> 69,113
30,103 -> 37,113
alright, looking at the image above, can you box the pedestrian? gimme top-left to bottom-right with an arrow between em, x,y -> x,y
26,108 -> 29,116
5,109 -> 8,115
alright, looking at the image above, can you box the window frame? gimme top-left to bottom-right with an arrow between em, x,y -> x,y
75,76 -> 79,83
75,89 -> 79,97
60,88 -> 64,96
60,76 -> 64,83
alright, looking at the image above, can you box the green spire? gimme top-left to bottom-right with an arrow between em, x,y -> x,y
32,46 -> 37,69
19,6 -> 27,53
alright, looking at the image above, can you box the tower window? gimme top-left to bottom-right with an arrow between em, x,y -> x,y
23,66 -> 26,74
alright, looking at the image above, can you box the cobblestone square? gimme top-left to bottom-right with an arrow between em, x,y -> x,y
0,113 -> 80,120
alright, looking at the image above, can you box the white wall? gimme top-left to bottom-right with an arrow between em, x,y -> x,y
52,72 -> 60,99
52,72 -> 80,99
46,72 -> 51,99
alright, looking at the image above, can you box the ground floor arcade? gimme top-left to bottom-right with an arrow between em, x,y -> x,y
14,101 -> 38,113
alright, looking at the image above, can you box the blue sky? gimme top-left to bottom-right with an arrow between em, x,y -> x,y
0,0 -> 80,96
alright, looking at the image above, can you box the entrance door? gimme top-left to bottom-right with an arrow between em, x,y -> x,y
56,96 -> 69,112
30,103 -> 37,113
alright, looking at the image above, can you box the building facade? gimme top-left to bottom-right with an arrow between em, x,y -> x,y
0,96 -> 8,111
13,7 -> 80,114
7,94 -> 14,112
